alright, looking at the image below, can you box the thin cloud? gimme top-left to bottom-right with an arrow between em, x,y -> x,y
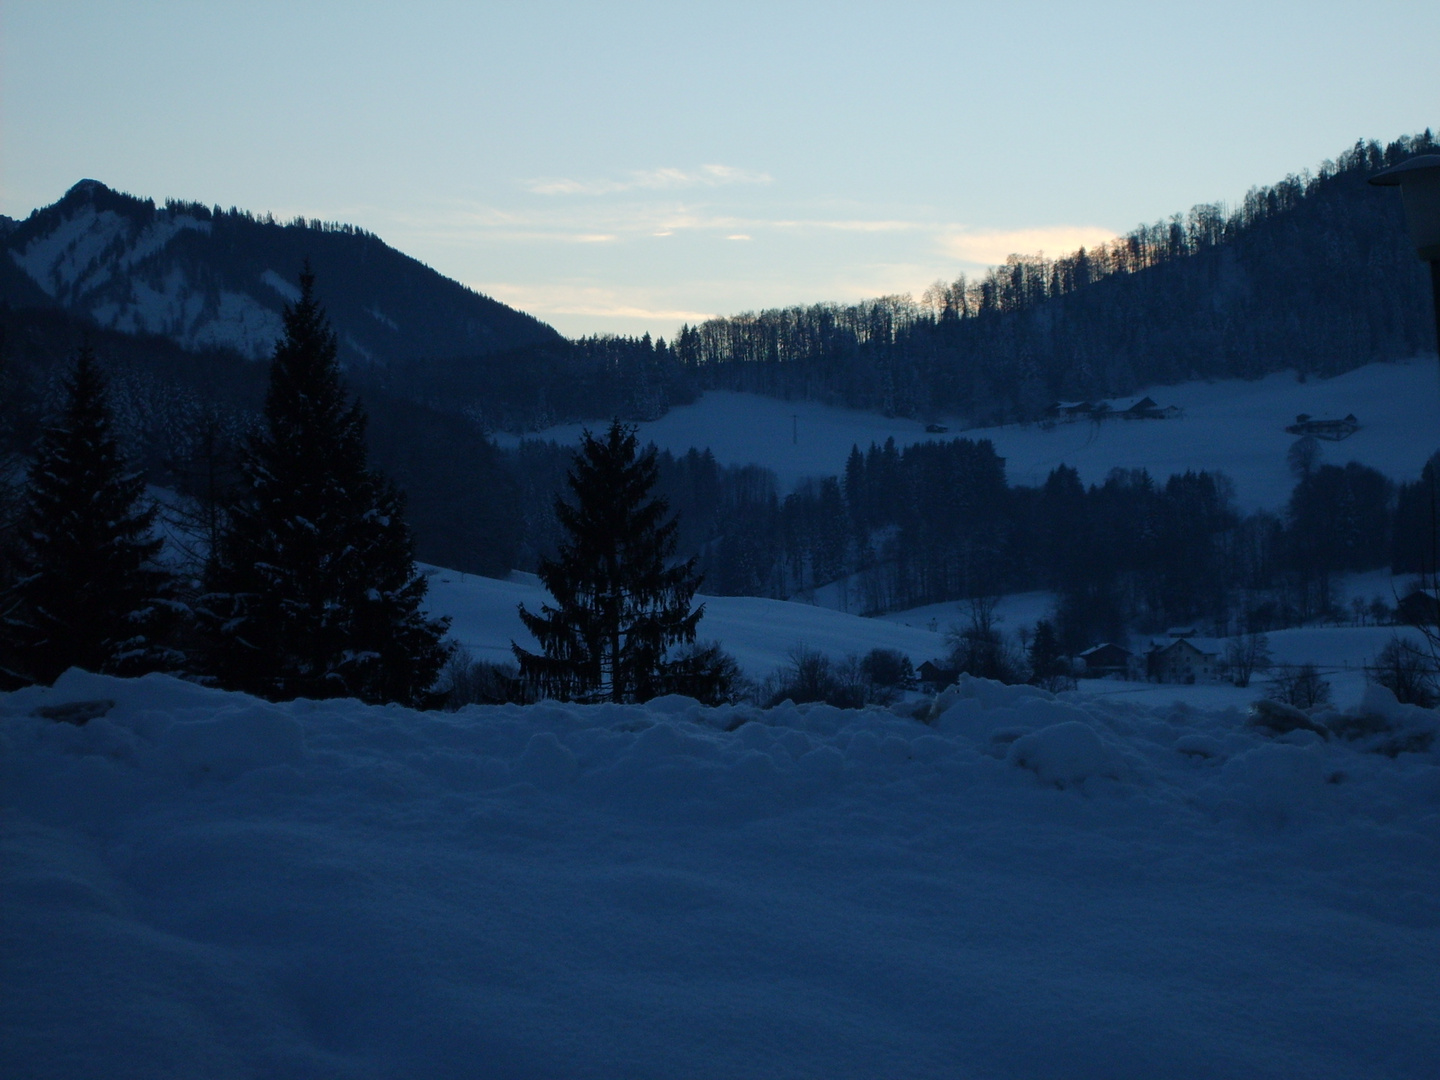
472,281 -> 717,324
770,219 -> 921,234
941,225 -> 1119,267
392,200 -> 935,245
524,164 -> 773,196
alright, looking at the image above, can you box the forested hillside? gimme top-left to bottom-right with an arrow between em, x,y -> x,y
502,426 -> 1436,646
3,133 -> 1436,620
664,133 -> 1437,423
0,305 -> 521,576
5,135 -> 1434,437
393,133 -> 1437,433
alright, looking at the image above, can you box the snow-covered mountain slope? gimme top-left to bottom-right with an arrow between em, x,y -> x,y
2,669 -> 1436,1078
502,358 -> 1438,509
3,179 -> 559,366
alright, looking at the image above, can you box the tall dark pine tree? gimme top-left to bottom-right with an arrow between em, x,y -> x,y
515,421 -> 704,703
201,268 -> 449,705
0,346 -> 172,688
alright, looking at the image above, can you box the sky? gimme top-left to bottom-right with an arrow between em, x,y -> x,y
2,1 -> 1437,340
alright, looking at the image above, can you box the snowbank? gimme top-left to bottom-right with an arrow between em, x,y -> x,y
2,670 -> 1438,1078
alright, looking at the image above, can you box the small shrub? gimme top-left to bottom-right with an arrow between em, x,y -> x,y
1249,697 -> 1329,738
770,646 -> 836,705
764,646 -> 888,709
1266,663 -> 1331,709
438,647 -> 531,709
860,648 -> 915,692
1368,636 -> 1438,709
828,654 -> 870,709
1026,619 -> 1073,692
666,641 -> 748,705
943,596 -> 1026,686
1225,631 -> 1272,688
857,648 -> 915,703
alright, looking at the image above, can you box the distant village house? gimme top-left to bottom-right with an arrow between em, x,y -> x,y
1146,630 -> 1223,683
1077,643 -> 1133,679
1045,396 -> 1179,423
1046,400 -> 1096,420
917,660 -> 959,692
1397,587 -> 1439,628
1285,413 -> 1359,441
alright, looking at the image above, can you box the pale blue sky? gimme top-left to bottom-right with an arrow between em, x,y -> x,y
3,1 -> 1436,338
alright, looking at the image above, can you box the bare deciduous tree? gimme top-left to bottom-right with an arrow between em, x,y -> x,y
1226,631 -> 1273,688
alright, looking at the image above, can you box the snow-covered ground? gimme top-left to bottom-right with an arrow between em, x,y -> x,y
497,359 -> 1439,508
491,389 -> 960,492
433,565 -> 1427,715
3,667 -> 1437,1079
430,566 -> 948,681
7,357 -> 1436,1076
873,570 -> 1429,710
1045,621 -> 1429,715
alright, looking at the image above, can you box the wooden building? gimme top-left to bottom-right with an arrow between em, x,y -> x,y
1147,636 -> 1223,683
1077,643 -> 1133,678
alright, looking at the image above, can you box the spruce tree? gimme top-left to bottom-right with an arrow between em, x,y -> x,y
0,346 -> 173,688
1026,619 -> 1069,691
201,268 -> 449,705
514,421 -> 704,703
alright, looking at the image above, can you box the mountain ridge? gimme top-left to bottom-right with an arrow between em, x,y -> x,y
3,179 -> 560,368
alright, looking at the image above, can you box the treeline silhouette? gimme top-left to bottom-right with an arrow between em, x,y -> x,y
506,433 -> 1436,645
6,136 -> 1434,443
660,133 -> 1437,423
387,134 -> 1437,433
0,305 -> 521,576
4,133 -> 1436,609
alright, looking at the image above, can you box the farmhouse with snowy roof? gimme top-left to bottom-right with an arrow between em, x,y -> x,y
1097,396 -> 1156,418
1077,643 -> 1133,678
1046,396 -> 1179,423
1285,413 -> 1359,440
1147,632 -> 1224,683
917,660 -> 959,691
1397,586 -> 1439,628
1045,400 -> 1095,421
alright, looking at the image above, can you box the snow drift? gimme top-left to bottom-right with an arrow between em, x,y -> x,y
2,670 -> 1438,1079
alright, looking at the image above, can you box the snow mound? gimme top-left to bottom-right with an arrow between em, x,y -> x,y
154,700 -> 304,781
1007,720 -> 1125,787
3,671 -> 1439,1079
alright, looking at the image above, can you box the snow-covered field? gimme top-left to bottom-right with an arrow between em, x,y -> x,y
432,567 -> 949,681
6,355 -> 1438,1077
498,359 -> 1439,509
3,667 -> 1437,1079
430,565 -> 1426,714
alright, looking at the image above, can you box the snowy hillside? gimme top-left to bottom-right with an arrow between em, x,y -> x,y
3,179 -> 558,366
9,189 -> 286,357
428,567 -> 947,679
428,566 -> 1428,712
501,358 -> 1438,509
2,669 -> 1437,1079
